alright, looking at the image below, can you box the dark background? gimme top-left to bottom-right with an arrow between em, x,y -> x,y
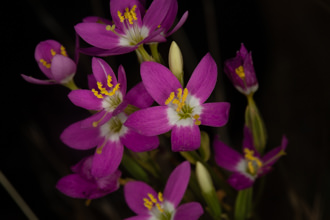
2,0 -> 330,219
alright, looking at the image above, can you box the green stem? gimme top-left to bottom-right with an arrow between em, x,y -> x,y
63,79 -> 79,90
149,43 -> 163,63
234,187 -> 253,220
121,153 -> 150,183
136,45 -> 154,62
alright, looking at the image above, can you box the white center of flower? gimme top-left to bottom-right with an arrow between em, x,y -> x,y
143,192 -> 175,220
99,113 -> 128,142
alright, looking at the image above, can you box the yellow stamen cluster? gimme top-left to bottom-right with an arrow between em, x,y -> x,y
193,114 -> 201,125
39,45 -> 68,68
92,75 -> 120,99
106,24 -> 116,31
143,192 -> 164,212
244,148 -> 263,175
117,5 -> 138,25
165,88 -> 188,112
235,65 -> 245,79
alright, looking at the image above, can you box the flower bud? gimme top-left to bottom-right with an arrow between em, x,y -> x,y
224,43 -> 258,96
168,41 -> 184,85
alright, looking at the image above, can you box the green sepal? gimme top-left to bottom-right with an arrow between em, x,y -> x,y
234,187 -> 253,220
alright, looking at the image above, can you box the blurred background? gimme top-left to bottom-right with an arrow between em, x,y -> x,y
2,0 -> 330,219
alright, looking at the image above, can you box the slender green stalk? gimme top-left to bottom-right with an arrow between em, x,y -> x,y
149,43 -> 163,63
234,187 -> 253,220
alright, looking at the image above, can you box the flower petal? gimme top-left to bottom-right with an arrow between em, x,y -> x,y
118,65 -> 127,96
171,125 -> 200,152
124,82 -> 154,109
241,126 -> 261,158
79,46 -> 137,56
51,55 -> 76,83
166,11 -> 189,36
164,161 -> 190,207
200,102 -> 230,127
92,57 -> 117,86
140,61 -> 182,105
91,141 -> 124,178
158,0 -> 177,32
121,129 -> 159,152
186,53 -> 217,103
71,155 -> 94,180
261,136 -> 288,173
124,181 -> 157,215
68,89 -> 103,111
213,137 -> 244,172
124,216 -> 151,220
21,74 -> 55,85
143,0 -> 172,31
60,119 -> 100,150
228,172 -> 254,190
124,106 -> 172,136
173,202 -> 204,220
75,23 -> 121,50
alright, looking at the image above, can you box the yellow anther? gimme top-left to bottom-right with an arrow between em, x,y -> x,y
247,161 -> 255,175
92,88 -> 103,99
165,92 -> 175,105
177,88 -> 182,100
193,114 -> 201,125
39,59 -> 51,68
108,84 -> 120,96
106,24 -> 116,31
182,88 -> 188,103
148,193 -> 157,203
118,11 -> 125,22
157,24 -> 161,28
118,5 -> 138,25
107,75 -> 113,88
235,65 -> 245,79
156,203 -> 164,213
60,45 -> 68,56
51,49 -> 56,56
244,148 -> 263,175
158,192 -> 163,202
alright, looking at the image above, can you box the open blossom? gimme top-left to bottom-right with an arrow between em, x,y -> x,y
56,155 -> 121,200
21,40 -> 76,85
75,0 -> 188,56
213,127 -> 288,190
224,43 -> 258,95
61,80 -> 159,178
124,161 -> 203,220
124,53 -> 230,151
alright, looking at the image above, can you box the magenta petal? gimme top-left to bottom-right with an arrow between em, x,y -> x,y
80,111 -> 112,128
79,46 -> 137,56
92,57 -> 117,86
21,74 -> 55,85
140,61 -> 182,105
125,216 -> 150,220
75,23 -> 121,49
171,125 -> 201,152
228,172 -> 254,190
124,82 -> 154,109
124,106 -> 172,136
158,0 -> 177,32
213,137 -> 244,172
124,181 -> 157,215
82,16 -> 112,25
51,55 -> 76,83
71,155 -> 93,180
200,102 -> 230,127
60,119 -> 100,150
186,53 -> 217,103
143,0 -> 171,31
167,11 -> 189,36
261,136 -> 288,170
164,161 -> 190,207
118,65 -> 127,96
241,126 -> 260,157
68,89 -> 103,111
91,141 -> 124,178
56,174 -> 98,199
173,202 -> 204,220
121,129 -> 159,152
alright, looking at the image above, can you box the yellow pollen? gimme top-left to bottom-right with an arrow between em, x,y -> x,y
92,88 -> 103,99
92,75 -> 120,99
107,75 -> 113,88
156,203 -> 164,213
165,88 -> 189,112
244,148 -> 263,175
60,45 -> 68,56
158,192 -> 163,202
193,114 -> 201,125
92,112 -> 109,127
51,49 -> 56,56
148,193 -> 157,203
106,24 -> 116,31
235,66 -> 245,79
143,192 -> 164,212
39,59 -> 51,68
118,5 -> 138,25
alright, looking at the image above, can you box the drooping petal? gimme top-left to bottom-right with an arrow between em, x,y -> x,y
166,11 -> 189,36
124,106 -> 172,136
56,174 -> 99,199
186,53 -> 217,103
200,102 -> 230,127
51,55 -> 76,83
173,202 -> 204,220
140,61 -> 182,105
171,125 -> 200,152
121,129 -> 159,152
92,57 -> 117,86
164,161 -> 190,207
91,141 -> 124,178
68,89 -> 103,111
124,82 -> 154,109
60,119 -> 100,150
213,137 -> 244,172
261,136 -> 288,171
227,172 -> 254,190
75,23 -> 121,50
21,74 -> 55,85
143,0 -> 172,31
118,65 -> 127,96
124,181 -> 157,215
